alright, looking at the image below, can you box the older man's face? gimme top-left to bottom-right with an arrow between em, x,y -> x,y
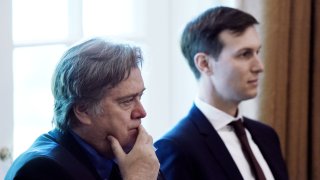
84,68 -> 147,158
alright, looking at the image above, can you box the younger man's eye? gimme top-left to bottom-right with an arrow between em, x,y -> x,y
240,51 -> 252,58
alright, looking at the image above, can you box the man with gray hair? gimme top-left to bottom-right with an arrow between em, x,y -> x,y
6,38 -> 161,180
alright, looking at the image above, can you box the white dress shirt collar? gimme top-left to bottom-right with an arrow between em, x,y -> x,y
194,97 -> 243,130
194,97 -> 275,180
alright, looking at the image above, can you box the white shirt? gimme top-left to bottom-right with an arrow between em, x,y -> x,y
194,97 -> 274,180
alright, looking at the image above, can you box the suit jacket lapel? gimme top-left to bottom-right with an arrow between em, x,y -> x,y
48,129 -> 102,179
243,118 -> 284,179
189,105 -> 243,180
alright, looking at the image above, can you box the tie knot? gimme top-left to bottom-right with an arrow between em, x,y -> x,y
230,119 -> 246,136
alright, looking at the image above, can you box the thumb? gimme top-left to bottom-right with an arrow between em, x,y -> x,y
108,135 -> 125,161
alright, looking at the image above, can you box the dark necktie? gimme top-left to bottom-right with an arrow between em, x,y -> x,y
230,120 -> 266,180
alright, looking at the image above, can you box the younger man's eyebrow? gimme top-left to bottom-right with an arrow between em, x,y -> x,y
236,45 -> 262,53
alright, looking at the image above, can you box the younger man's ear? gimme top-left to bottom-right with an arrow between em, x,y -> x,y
194,52 -> 213,75
73,105 -> 92,125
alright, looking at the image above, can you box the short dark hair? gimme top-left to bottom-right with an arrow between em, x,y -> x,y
180,6 -> 259,79
51,38 -> 143,131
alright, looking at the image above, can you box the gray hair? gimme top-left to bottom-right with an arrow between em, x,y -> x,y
51,37 -> 143,131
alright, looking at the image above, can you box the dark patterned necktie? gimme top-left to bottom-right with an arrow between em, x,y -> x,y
230,120 -> 266,180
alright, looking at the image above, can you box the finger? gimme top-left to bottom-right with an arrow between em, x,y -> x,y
147,134 -> 153,144
108,135 -> 125,160
138,125 -> 146,134
137,125 -> 153,145
141,125 -> 153,143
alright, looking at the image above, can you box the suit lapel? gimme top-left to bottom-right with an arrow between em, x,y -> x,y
189,105 -> 243,180
243,118 -> 284,179
48,129 -> 102,179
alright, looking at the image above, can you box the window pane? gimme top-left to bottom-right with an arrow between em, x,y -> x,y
83,0 -> 135,36
13,45 -> 67,158
12,0 -> 69,43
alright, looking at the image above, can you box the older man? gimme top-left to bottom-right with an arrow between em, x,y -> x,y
6,38 -> 161,180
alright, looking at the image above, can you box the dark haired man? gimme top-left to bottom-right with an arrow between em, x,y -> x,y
155,6 -> 288,180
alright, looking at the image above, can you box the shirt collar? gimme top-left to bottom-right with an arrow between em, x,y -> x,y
70,130 -> 113,180
194,97 -> 242,130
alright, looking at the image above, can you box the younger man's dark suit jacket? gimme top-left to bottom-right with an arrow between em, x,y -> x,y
155,105 -> 288,180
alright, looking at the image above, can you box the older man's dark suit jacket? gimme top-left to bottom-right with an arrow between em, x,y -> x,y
155,105 -> 288,180
5,129 -> 122,180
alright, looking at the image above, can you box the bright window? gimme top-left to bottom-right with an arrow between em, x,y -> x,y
13,45 -> 66,157
82,0 -> 135,36
12,0 -> 69,43
12,0 -> 138,158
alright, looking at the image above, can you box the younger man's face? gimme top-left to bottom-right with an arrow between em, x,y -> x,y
209,26 -> 264,104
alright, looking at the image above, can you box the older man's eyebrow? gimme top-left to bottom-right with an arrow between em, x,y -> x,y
116,88 -> 146,101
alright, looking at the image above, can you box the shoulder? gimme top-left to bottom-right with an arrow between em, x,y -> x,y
244,117 -> 276,133
155,104 -> 216,152
154,110 -> 200,155
157,105 -> 209,142
5,133 -> 72,180
7,156 -> 73,180
154,108 -> 211,165
243,117 -> 282,148
155,116 -> 198,148
154,118 -> 198,180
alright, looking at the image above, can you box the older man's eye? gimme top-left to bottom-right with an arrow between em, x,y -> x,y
121,98 -> 134,106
